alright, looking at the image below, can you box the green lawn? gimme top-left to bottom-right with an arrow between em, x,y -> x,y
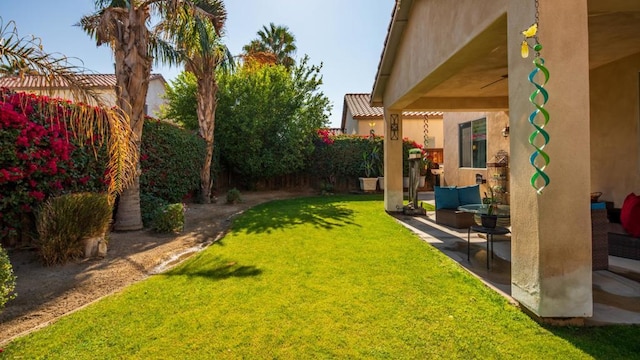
2,195 -> 639,359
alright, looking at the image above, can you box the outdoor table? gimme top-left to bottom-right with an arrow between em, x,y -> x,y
458,204 -> 511,269
466,225 -> 510,269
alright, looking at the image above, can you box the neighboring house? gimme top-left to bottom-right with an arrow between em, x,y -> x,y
0,73 -> 167,117
370,0 -> 640,321
341,93 -> 444,164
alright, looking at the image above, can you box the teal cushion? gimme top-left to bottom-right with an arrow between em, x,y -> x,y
435,186 -> 459,210
458,185 -> 481,205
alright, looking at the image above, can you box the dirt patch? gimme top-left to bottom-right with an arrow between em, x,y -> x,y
0,190 -> 312,345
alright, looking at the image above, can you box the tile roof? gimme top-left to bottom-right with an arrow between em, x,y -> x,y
343,93 -> 442,119
0,73 -> 165,89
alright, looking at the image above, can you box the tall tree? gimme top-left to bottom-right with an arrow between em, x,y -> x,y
242,23 -> 296,68
79,0 -> 225,229
216,56 -> 331,186
160,0 -> 234,203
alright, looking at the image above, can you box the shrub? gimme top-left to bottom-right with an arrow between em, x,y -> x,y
152,203 -> 185,233
36,193 -> 112,266
226,188 -> 242,204
140,193 -> 169,228
310,134 -> 383,181
0,246 -> 17,311
140,118 -> 206,203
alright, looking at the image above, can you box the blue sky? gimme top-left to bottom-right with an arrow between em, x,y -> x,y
0,1 -> 393,127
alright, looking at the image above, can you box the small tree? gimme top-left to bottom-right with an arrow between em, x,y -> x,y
160,72 -> 199,130
215,56 -> 331,186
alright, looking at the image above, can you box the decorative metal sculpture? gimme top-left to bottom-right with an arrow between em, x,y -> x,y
521,6 -> 550,195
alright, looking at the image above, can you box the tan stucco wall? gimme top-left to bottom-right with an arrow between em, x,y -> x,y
382,0 -> 508,109
18,88 -> 116,107
402,117 -> 444,148
146,78 -> 167,117
442,111 -> 510,188
347,117 -> 445,149
590,51 -> 640,206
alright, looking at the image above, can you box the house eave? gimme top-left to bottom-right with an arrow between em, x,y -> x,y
371,0 -> 414,108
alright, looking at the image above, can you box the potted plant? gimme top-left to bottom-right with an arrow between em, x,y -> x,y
359,145 -> 380,192
377,155 -> 385,191
481,187 -> 498,228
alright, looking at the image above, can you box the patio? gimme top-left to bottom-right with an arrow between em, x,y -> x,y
395,192 -> 640,326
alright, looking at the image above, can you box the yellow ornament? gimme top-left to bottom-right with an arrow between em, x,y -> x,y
522,23 -> 538,38
521,40 -> 529,58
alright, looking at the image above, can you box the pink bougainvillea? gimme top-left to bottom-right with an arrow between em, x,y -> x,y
0,88 -> 109,244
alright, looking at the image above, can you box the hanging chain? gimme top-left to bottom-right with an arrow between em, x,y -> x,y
423,114 -> 429,148
534,0 -> 540,57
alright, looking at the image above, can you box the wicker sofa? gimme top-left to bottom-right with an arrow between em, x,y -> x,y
606,192 -> 640,260
434,185 -> 479,229
607,208 -> 640,260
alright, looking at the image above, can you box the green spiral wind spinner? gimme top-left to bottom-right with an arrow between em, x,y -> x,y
522,23 -> 550,194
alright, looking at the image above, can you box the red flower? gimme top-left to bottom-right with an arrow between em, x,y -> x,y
29,190 -> 45,201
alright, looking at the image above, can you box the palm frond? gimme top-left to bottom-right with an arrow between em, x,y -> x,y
0,17 -> 138,199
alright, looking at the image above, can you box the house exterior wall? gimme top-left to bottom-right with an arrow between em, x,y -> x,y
442,111 -> 509,189
13,88 -> 116,107
590,51 -> 640,206
344,108 -> 358,135
346,114 -> 445,150
146,78 -> 167,117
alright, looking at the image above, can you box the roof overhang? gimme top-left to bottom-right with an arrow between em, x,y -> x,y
371,0 -> 640,111
370,0 -> 413,108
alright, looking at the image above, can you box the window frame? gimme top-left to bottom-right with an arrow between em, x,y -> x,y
458,118 -> 487,169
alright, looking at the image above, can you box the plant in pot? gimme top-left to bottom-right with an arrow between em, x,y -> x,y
359,145 -> 380,192
377,155 -> 385,191
481,187 -> 498,228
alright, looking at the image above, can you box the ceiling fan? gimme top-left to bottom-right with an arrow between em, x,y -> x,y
480,74 -> 508,89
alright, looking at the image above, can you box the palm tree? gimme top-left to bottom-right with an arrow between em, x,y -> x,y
242,23 -> 297,68
79,0 -> 224,229
159,0 -> 234,203
0,18 -> 137,200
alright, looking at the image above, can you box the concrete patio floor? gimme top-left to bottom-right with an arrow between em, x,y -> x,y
394,192 -> 640,326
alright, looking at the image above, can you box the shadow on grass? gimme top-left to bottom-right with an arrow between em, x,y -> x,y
166,256 -> 262,280
545,325 -> 640,359
229,195 -> 370,235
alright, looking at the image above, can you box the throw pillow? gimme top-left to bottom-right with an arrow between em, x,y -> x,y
434,186 -> 459,210
620,192 -> 640,237
458,184 -> 482,205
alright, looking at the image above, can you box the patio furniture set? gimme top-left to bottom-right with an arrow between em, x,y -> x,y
433,185 -> 640,269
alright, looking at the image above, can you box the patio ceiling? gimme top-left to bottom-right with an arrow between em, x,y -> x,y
378,0 -> 640,111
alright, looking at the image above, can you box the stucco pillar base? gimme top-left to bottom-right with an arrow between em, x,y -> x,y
516,300 -> 586,327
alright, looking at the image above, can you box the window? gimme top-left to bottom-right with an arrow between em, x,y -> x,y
459,118 -> 487,168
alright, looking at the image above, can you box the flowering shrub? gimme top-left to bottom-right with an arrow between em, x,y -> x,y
316,128 -> 334,145
311,134 -> 383,182
0,89 -> 109,245
140,118 -> 206,204
402,138 -> 432,176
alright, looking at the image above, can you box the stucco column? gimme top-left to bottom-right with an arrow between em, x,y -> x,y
384,109 -> 404,212
507,0 -> 592,319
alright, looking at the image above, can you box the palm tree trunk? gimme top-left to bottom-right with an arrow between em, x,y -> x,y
114,173 -> 143,230
195,67 -> 218,204
111,6 -> 151,230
